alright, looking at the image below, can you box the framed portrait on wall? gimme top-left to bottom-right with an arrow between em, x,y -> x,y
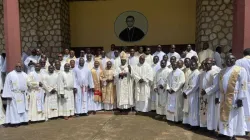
114,11 -> 148,42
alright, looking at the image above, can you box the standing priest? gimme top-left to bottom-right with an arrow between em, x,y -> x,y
115,52 -> 134,110
132,55 -> 153,113
166,61 -> 185,122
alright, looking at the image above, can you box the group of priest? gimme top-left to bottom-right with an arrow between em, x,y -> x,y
0,43 -> 249,139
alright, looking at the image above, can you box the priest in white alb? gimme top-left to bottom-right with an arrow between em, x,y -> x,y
182,61 -> 200,128
85,54 -> 94,70
128,49 -> 139,66
186,44 -> 198,59
99,51 -> 110,70
235,48 -> 250,132
115,52 -> 134,110
58,53 -> 66,71
43,65 -> 59,120
167,45 -> 181,62
75,50 -> 86,66
200,58 -> 220,131
214,54 -> 247,139
2,63 -> 29,125
153,45 -> 165,61
198,42 -> 214,63
166,61 -> 185,122
66,50 -> 76,63
24,49 -> 38,74
58,63 -> 76,119
27,63 -> 46,122
151,56 -> 161,110
113,50 -> 121,69
154,60 -> 171,119
74,58 -> 94,115
145,47 -> 153,65
132,55 -> 153,112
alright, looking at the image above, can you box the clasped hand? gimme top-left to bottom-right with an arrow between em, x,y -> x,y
182,92 -> 187,99
201,89 -> 206,96
167,89 -> 175,94
50,89 -> 57,94
106,79 -> 113,83
139,79 -> 145,83
39,82 -> 43,87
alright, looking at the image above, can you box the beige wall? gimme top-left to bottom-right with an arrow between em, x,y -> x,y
70,0 -> 196,51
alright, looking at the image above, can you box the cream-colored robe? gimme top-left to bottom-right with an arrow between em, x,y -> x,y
198,49 -> 214,63
27,71 -> 46,122
43,72 -> 59,120
154,67 -> 171,115
213,66 -> 247,137
199,69 -> 219,130
115,65 -> 134,109
236,56 -> 250,131
182,69 -> 200,126
132,63 -> 153,112
166,68 -> 185,122
2,71 -> 29,124
58,71 -> 75,117
100,68 -> 115,110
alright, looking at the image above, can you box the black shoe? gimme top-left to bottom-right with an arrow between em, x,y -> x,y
229,136 -> 236,140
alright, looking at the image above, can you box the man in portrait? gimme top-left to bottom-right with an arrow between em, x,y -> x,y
119,16 -> 145,42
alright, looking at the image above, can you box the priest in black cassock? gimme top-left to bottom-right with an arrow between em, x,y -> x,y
119,16 -> 145,42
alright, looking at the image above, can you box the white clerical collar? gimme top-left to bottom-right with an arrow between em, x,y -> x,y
15,70 -> 22,73
152,63 -> 158,66
128,27 -> 133,30
173,68 -> 178,71
78,66 -> 84,69
138,63 -> 144,66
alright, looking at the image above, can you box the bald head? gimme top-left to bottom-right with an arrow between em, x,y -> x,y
205,58 -> 213,71
106,61 -> 112,69
153,56 -> 159,64
187,44 -> 192,52
64,63 -> 70,72
39,58 -> 46,68
48,65 -> 54,73
170,56 -> 177,64
203,42 -> 209,50
79,58 -> 85,67
170,45 -> 176,53
139,55 -> 145,64
243,48 -> 250,56
225,54 -> 236,67
157,45 -> 162,52
172,61 -> 178,70
15,62 -> 22,72
35,63 -> 41,72
177,60 -> 184,69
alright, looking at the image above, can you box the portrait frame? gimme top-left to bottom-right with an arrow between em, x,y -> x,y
114,10 -> 148,43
